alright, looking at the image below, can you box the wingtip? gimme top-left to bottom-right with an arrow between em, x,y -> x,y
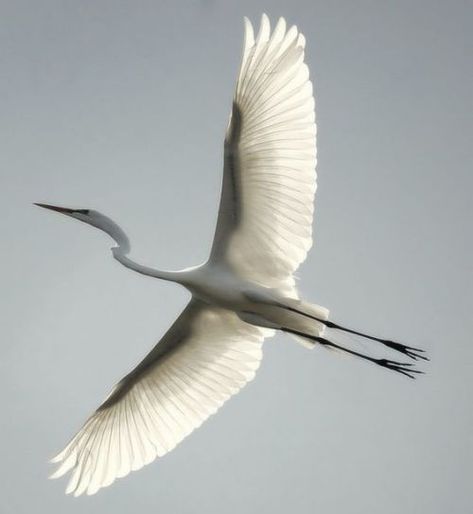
260,13 -> 270,38
298,33 -> 306,49
49,470 -> 63,480
274,16 -> 287,37
49,454 -> 62,464
243,16 -> 254,43
65,479 -> 79,496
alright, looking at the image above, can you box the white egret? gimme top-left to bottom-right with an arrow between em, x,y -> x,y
36,14 -> 426,496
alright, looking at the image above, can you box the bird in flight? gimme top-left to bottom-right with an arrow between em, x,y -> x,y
36,14 -> 427,496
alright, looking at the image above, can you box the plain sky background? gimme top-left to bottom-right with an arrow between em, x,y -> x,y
1,1 -> 472,513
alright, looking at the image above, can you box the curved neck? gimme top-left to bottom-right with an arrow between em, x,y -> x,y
112,247 -> 181,283
86,212 -> 183,283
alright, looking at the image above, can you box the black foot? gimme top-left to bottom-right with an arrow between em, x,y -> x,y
376,358 -> 425,379
382,340 -> 429,362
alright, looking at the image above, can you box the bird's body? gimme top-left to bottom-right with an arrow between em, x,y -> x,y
173,262 -> 256,308
36,14 -> 426,497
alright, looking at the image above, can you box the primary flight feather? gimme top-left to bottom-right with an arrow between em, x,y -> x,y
36,14 -> 427,497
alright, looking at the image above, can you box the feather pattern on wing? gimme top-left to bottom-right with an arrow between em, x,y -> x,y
50,300 -> 271,496
211,15 -> 317,294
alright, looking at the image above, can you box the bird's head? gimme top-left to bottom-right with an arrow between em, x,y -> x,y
34,203 -> 130,253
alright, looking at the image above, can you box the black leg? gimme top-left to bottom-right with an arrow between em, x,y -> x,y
281,305 -> 428,362
283,328 -> 424,379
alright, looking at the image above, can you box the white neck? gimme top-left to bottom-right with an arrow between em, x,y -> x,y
112,246 -> 182,283
84,211 -> 184,284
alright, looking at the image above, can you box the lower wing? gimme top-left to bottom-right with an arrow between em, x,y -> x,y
50,299 -> 272,496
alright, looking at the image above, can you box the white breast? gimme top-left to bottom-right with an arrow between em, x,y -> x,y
181,263 -> 253,309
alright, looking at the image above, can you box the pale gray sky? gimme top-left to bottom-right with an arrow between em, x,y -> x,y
1,1 -> 472,513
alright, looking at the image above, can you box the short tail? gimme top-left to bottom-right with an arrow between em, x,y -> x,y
285,301 -> 330,349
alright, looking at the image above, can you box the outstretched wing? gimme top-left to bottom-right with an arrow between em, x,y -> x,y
50,300 -> 271,496
211,15 -> 317,292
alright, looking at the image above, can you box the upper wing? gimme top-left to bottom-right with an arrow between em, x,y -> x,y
210,15 -> 317,292
50,300 -> 271,496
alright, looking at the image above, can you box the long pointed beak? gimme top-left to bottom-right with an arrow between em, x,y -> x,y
34,203 -> 75,215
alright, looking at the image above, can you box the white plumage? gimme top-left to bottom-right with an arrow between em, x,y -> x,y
212,15 -> 316,295
50,300 -> 270,496
36,13 -> 426,497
